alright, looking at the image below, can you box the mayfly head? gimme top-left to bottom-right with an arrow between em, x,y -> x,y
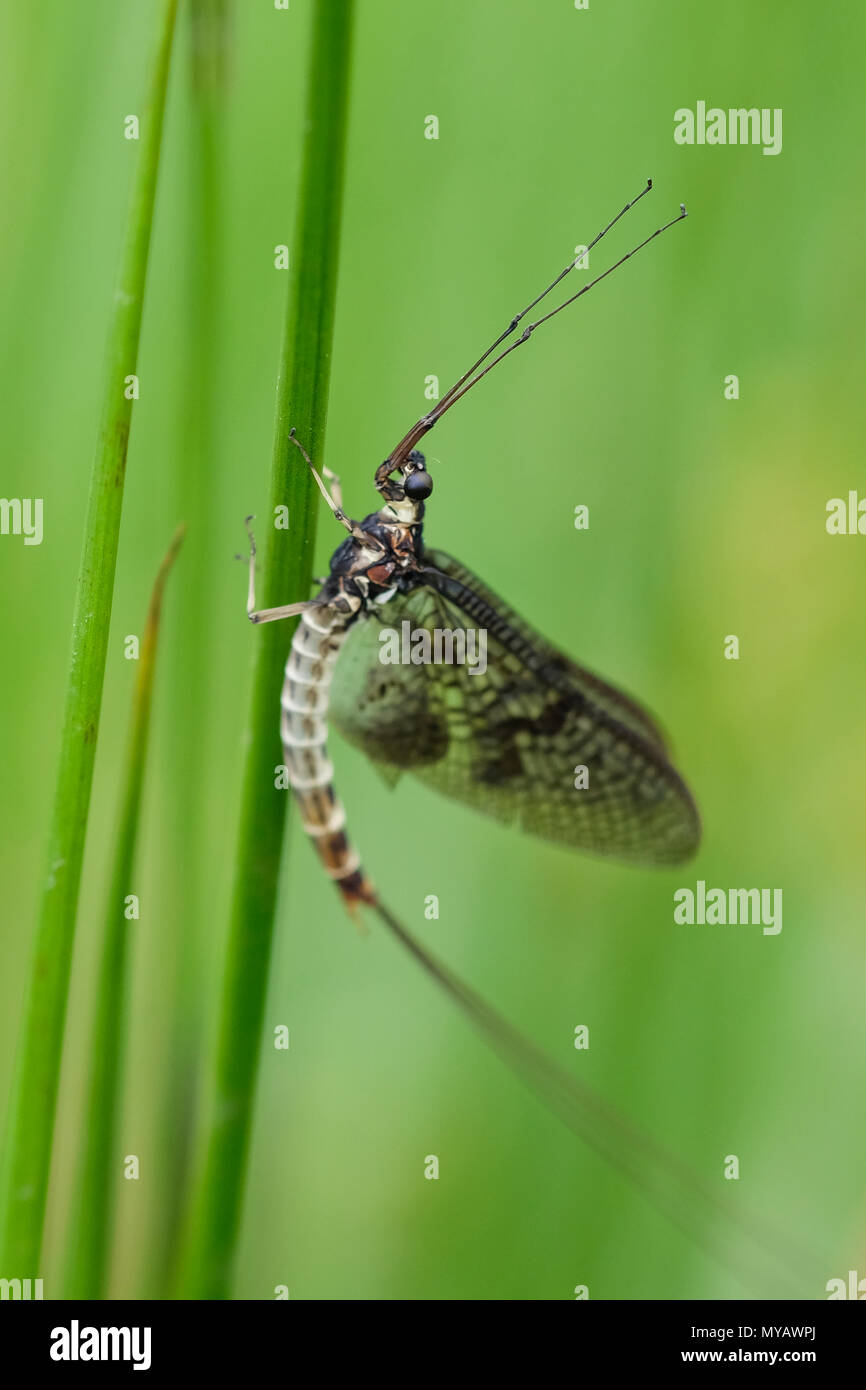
377,449 -> 433,509
403,452 -> 433,500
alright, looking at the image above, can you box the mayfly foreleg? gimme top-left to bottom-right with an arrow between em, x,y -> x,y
320,463 -> 343,511
242,516 -> 322,625
288,428 -> 384,547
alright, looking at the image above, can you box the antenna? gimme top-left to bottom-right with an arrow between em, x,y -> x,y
375,181 -> 687,490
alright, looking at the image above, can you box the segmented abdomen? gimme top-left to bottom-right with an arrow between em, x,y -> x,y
281,607 -> 375,907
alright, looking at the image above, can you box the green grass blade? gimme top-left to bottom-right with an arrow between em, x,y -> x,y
145,0 -> 231,1300
62,526 -> 186,1299
0,0 -> 179,1277
178,0 -> 355,1299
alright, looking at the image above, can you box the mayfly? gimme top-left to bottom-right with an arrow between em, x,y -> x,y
246,179 -> 698,899
242,181 -> 808,1291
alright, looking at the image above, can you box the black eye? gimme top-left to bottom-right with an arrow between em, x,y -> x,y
404,469 -> 433,501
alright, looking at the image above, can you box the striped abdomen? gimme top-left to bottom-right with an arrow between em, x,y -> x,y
281,607 -> 375,907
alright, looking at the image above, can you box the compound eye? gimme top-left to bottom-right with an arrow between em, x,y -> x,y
404,469 -> 433,501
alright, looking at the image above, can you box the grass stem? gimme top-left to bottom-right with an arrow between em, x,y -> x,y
177,0 -> 355,1299
145,0 -> 231,1299
62,526 -> 186,1299
0,0 -> 179,1278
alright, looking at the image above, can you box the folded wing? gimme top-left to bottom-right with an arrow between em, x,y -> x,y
329,547 -> 700,866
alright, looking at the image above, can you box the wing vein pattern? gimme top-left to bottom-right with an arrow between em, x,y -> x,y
330,547 -> 699,866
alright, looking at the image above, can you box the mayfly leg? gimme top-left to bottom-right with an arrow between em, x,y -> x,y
243,428 -> 383,626
321,463 -> 343,511
288,428 -> 384,547
241,516 -> 321,625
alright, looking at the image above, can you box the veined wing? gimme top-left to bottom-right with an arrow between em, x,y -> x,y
329,548 -> 700,866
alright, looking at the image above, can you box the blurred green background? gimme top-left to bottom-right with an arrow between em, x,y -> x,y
1,0 -> 864,1299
